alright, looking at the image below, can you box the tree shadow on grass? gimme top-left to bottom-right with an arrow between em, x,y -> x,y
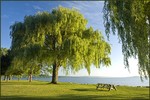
72,88 -> 109,92
72,88 -> 95,92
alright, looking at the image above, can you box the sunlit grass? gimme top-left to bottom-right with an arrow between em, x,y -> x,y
1,80 -> 149,100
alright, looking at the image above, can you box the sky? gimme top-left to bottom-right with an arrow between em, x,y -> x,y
1,1 -> 139,77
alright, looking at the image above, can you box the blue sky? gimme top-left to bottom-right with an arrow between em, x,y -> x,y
1,1 -> 139,77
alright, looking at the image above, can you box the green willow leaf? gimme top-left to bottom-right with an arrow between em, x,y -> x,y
103,0 -> 150,79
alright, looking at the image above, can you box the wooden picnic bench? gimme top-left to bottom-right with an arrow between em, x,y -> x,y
96,83 -> 117,91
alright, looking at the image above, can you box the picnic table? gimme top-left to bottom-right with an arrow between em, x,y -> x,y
96,83 -> 117,91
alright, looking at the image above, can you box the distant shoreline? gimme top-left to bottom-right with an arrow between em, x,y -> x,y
1,76 -> 149,87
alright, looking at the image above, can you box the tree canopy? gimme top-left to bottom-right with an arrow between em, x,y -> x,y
10,6 -> 111,83
103,0 -> 150,78
0,48 -> 8,57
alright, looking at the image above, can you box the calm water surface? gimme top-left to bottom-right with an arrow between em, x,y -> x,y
10,76 -> 149,86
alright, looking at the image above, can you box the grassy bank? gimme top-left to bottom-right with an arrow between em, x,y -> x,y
1,80 -> 149,100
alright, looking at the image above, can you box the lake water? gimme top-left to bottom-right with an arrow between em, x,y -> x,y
10,76 -> 149,86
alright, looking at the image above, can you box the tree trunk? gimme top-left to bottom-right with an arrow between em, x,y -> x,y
3,75 -> 6,80
6,75 -> 8,81
51,62 -> 59,84
28,73 -> 32,82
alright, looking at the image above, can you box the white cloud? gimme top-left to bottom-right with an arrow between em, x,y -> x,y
62,1 -> 104,31
2,15 -> 9,19
33,5 -> 42,10
10,21 -> 15,25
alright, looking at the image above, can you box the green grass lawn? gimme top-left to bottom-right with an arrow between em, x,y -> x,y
1,80 -> 149,100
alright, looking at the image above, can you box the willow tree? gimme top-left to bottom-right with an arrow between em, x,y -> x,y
10,21 -> 42,82
103,0 -> 150,78
10,6 -> 111,84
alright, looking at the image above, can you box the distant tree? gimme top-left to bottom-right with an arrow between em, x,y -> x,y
10,50 -> 42,82
1,48 -> 11,80
9,21 -> 42,82
103,0 -> 150,78
6,66 -> 24,81
10,6 -> 111,84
